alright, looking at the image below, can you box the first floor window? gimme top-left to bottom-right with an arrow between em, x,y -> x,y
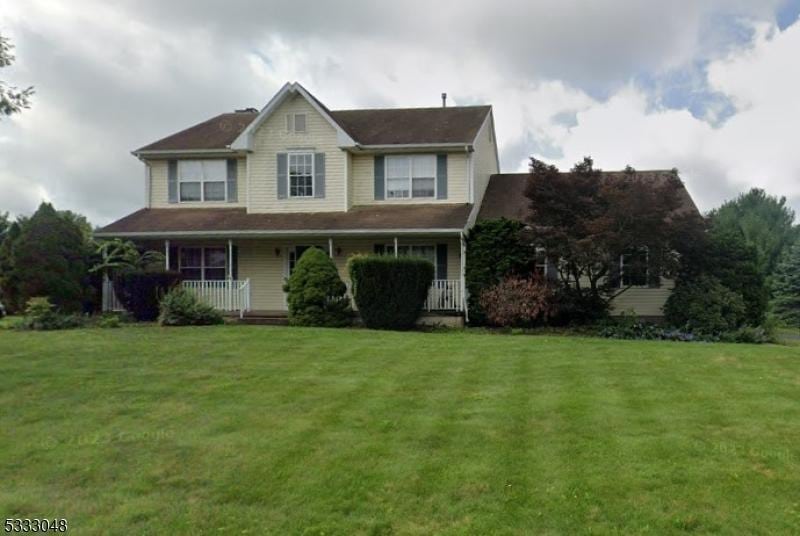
289,153 -> 314,197
534,247 -> 549,278
385,155 -> 436,199
179,160 -> 227,202
620,248 -> 648,287
179,247 -> 227,281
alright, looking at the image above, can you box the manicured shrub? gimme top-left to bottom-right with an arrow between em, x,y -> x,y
348,255 -> 434,330
479,275 -> 555,327
550,287 -> 610,326
113,271 -> 181,321
282,247 -> 351,327
664,275 -> 747,334
17,296 -> 84,331
158,287 -> 224,326
465,218 -> 537,325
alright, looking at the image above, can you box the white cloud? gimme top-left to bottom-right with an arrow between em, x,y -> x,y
545,18 -> 800,214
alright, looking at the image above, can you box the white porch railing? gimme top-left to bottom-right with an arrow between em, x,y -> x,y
182,279 -> 251,318
102,278 -> 252,318
424,279 -> 463,312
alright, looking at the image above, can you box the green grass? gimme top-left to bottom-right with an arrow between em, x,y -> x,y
2,326 -> 800,534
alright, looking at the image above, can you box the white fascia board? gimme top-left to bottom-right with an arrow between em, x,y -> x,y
132,149 -> 243,157
352,143 -> 473,152
95,228 -> 465,239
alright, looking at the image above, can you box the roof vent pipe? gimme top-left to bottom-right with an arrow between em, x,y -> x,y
441,92 -> 447,107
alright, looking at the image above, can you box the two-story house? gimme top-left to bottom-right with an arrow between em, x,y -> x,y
97,82 -> 499,323
97,81 -> 700,323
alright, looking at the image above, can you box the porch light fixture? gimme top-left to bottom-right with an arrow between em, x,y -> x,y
335,247 -> 342,257
275,248 -> 281,257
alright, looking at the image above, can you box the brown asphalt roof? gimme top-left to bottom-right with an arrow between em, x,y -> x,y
135,105 -> 491,152
478,172 -> 700,222
137,111 -> 258,152
330,106 -> 491,145
97,204 -> 473,236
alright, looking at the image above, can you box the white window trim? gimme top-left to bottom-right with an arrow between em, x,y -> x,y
178,246 -> 229,281
178,160 -> 227,203
535,247 -> 549,278
384,154 -> 437,200
619,247 -> 649,288
288,151 -> 315,199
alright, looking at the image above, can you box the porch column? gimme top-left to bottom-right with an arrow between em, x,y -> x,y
227,239 -> 233,280
393,236 -> 399,257
164,239 -> 170,271
460,232 -> 468,322
328,237 -> 334,258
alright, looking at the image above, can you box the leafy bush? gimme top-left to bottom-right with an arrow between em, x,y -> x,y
96,314 -> 122,328
719,325 -> 775,344
465,219 -> 537,325
550,287 -> 610,326
599,314 -> 696,342
282,247 -> 351,327
479,275 -> 555,327
664,275 -> 747,334
158,287 -> 224,326
348,255 -> 434,330
113,271 -> 181,321
17,297 -> 84,330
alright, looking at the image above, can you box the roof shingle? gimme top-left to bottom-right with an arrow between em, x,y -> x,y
97,204 -> 473,236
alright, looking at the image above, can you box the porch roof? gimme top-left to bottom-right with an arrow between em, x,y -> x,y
96,204 -> 472,238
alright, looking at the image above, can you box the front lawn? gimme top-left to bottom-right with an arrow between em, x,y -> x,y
1,326 -> 799,534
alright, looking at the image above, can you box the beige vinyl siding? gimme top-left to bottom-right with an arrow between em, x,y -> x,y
237,236 -> 462,311
471,112 -> 499,207
247,94 -> 345,213
148,158 -> 247,208
609,279 -> 675,317
350,153 -> 470,205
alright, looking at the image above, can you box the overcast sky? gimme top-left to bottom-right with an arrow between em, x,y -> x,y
2,0 -> 800,225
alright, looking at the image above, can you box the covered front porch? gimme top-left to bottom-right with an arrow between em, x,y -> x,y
102,233 -> 467,319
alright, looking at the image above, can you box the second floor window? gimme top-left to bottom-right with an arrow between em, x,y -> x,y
179,160 -> 226,202
289,153 -> 314,197
386,155 -> 436,199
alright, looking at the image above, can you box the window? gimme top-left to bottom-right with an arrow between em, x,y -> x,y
179,247 -> 227,281
178,160 -> 226,202
286,113 -> 307,133
620,248 -> 648,287
385,155 -> 436,199
534,247 -> 549,278
289,152 -> 314,198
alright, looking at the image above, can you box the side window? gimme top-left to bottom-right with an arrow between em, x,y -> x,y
286,113 -> 307,134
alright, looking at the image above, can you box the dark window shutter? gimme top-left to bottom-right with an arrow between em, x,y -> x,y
314,153 -> 325,198
169,245 -> 179,272
226,159 -> 238,202
168,160 -> 178,203
608,255 -> 621,288
436,243 -> 448,279
373,244 -> 385,255
436,154 -> 448,199
231,245 -> 239,280
374,155 -> 385,200
277,153 -> 288,199
648,251 -> 661,288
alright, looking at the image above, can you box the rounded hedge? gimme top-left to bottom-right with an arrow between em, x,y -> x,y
664,275 -> 747,334
158,287 -> 223,326
282,247 -> 351,327
348,255 -> 434,330
113,271 -> 181,321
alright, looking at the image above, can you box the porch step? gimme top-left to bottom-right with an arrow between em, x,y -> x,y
237,312 -> 289,326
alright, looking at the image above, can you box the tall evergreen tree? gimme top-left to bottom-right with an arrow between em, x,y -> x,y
9,203 -> 90,312
772,244 -> 800,329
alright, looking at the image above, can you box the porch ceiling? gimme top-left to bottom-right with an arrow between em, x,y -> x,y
96,204 -> 472,238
